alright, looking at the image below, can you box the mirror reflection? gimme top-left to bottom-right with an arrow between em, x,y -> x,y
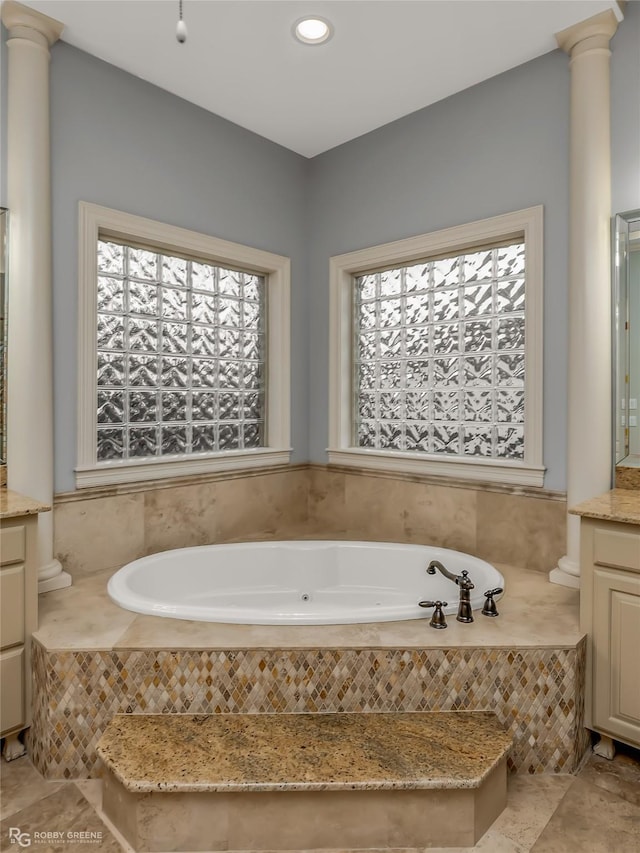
0,208 -> 6,483
613,209 -> 640,472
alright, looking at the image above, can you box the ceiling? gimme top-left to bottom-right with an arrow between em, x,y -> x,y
20,0 -> 622,158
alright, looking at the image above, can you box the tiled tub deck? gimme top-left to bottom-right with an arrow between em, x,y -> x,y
30,563 -> 588,779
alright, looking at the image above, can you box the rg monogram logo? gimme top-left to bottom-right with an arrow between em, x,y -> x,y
8,828 -> 31,847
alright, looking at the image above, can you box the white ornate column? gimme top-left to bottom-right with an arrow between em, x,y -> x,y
551,8 -> 622,588
1,1 -> 71,592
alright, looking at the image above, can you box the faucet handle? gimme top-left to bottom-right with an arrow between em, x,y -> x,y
458,569 -> 474,590
482,588 -> 503,617
418,599 -> 448,629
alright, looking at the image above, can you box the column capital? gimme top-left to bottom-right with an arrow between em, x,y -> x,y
1,0 -> 64,47
556,7 -> 621,58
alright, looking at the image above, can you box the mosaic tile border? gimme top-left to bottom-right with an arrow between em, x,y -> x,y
31,638 -> 587,780
574,629 -> 591,763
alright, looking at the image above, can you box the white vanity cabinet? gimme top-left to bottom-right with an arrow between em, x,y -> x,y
0,492 -> 46,759
580,514 -> 640,753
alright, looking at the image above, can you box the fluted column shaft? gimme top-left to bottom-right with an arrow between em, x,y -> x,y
551,9 -> 621,588
1,1 -> 71,592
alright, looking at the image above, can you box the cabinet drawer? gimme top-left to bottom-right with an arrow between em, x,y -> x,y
0,564 -> 24,647
593,528 -> 640,571
0,527 -> 25,566
0,646 -> 24,735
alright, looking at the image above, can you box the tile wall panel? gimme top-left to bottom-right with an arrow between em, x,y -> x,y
475,491 -> 566,573
55,466 -> 566,576
306,467 -> 566,574
54,493 -> 146,577
54,468 -> 309,576
31,638 -> 586,780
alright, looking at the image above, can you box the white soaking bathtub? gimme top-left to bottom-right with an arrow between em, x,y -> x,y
107,541 -> 504,625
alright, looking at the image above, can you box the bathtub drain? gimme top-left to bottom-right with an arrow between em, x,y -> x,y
301,593 -> 310,602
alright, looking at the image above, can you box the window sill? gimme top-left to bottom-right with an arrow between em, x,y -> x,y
327,448 -> 545,488
75,449 -> 292,489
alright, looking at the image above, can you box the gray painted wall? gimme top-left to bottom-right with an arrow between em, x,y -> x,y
307,51 -> 571,491
611,0 -> 640,216
49,43 -> 309,492
2,7 -> 638,494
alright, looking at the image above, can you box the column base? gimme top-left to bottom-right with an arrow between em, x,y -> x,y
549,556 -> 581,589
38,556 -> 63,581
38,560 -> 72,594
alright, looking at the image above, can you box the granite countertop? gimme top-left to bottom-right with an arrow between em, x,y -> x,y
96,712 -> 512,794
0,487 -> 50,519
569,489 -> 640,525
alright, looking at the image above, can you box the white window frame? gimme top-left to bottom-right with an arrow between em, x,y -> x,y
76,202 -> 291,489
328,206 -> 545,487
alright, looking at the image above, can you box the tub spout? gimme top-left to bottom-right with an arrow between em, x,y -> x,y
426,560 -> 459,584
426,561 -> 475,623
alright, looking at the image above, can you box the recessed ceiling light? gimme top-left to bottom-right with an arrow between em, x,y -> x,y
293,16 -> 333,45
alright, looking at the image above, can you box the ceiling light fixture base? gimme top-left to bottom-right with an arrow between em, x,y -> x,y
293,16 -> 333,45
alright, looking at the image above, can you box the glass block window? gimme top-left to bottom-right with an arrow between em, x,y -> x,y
96,239 -> 266,461
353,241 -> 526,460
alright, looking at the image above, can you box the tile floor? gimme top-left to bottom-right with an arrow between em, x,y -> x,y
1,741 -> 639,853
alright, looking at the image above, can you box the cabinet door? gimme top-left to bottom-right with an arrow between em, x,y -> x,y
0,564 -> 25,647
0,646 -> 24,735
593,568 -> 640,747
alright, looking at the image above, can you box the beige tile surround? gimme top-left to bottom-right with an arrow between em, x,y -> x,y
30,560 -> 586,780
44,461 -> 571,784
100,763 -> 508,851
53,464 -> 566,578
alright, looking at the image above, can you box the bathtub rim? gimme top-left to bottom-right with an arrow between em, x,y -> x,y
107,539 -> 505,626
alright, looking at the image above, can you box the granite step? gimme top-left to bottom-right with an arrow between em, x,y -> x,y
96,711 -> 512,852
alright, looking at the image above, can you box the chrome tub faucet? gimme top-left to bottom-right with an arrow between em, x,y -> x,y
426,560 -> 475,623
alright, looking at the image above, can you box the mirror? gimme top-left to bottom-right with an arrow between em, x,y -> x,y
0,208 -> 6,485
612,209 -> 640,476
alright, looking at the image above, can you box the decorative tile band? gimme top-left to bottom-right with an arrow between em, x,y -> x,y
31,639 -> 586,779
